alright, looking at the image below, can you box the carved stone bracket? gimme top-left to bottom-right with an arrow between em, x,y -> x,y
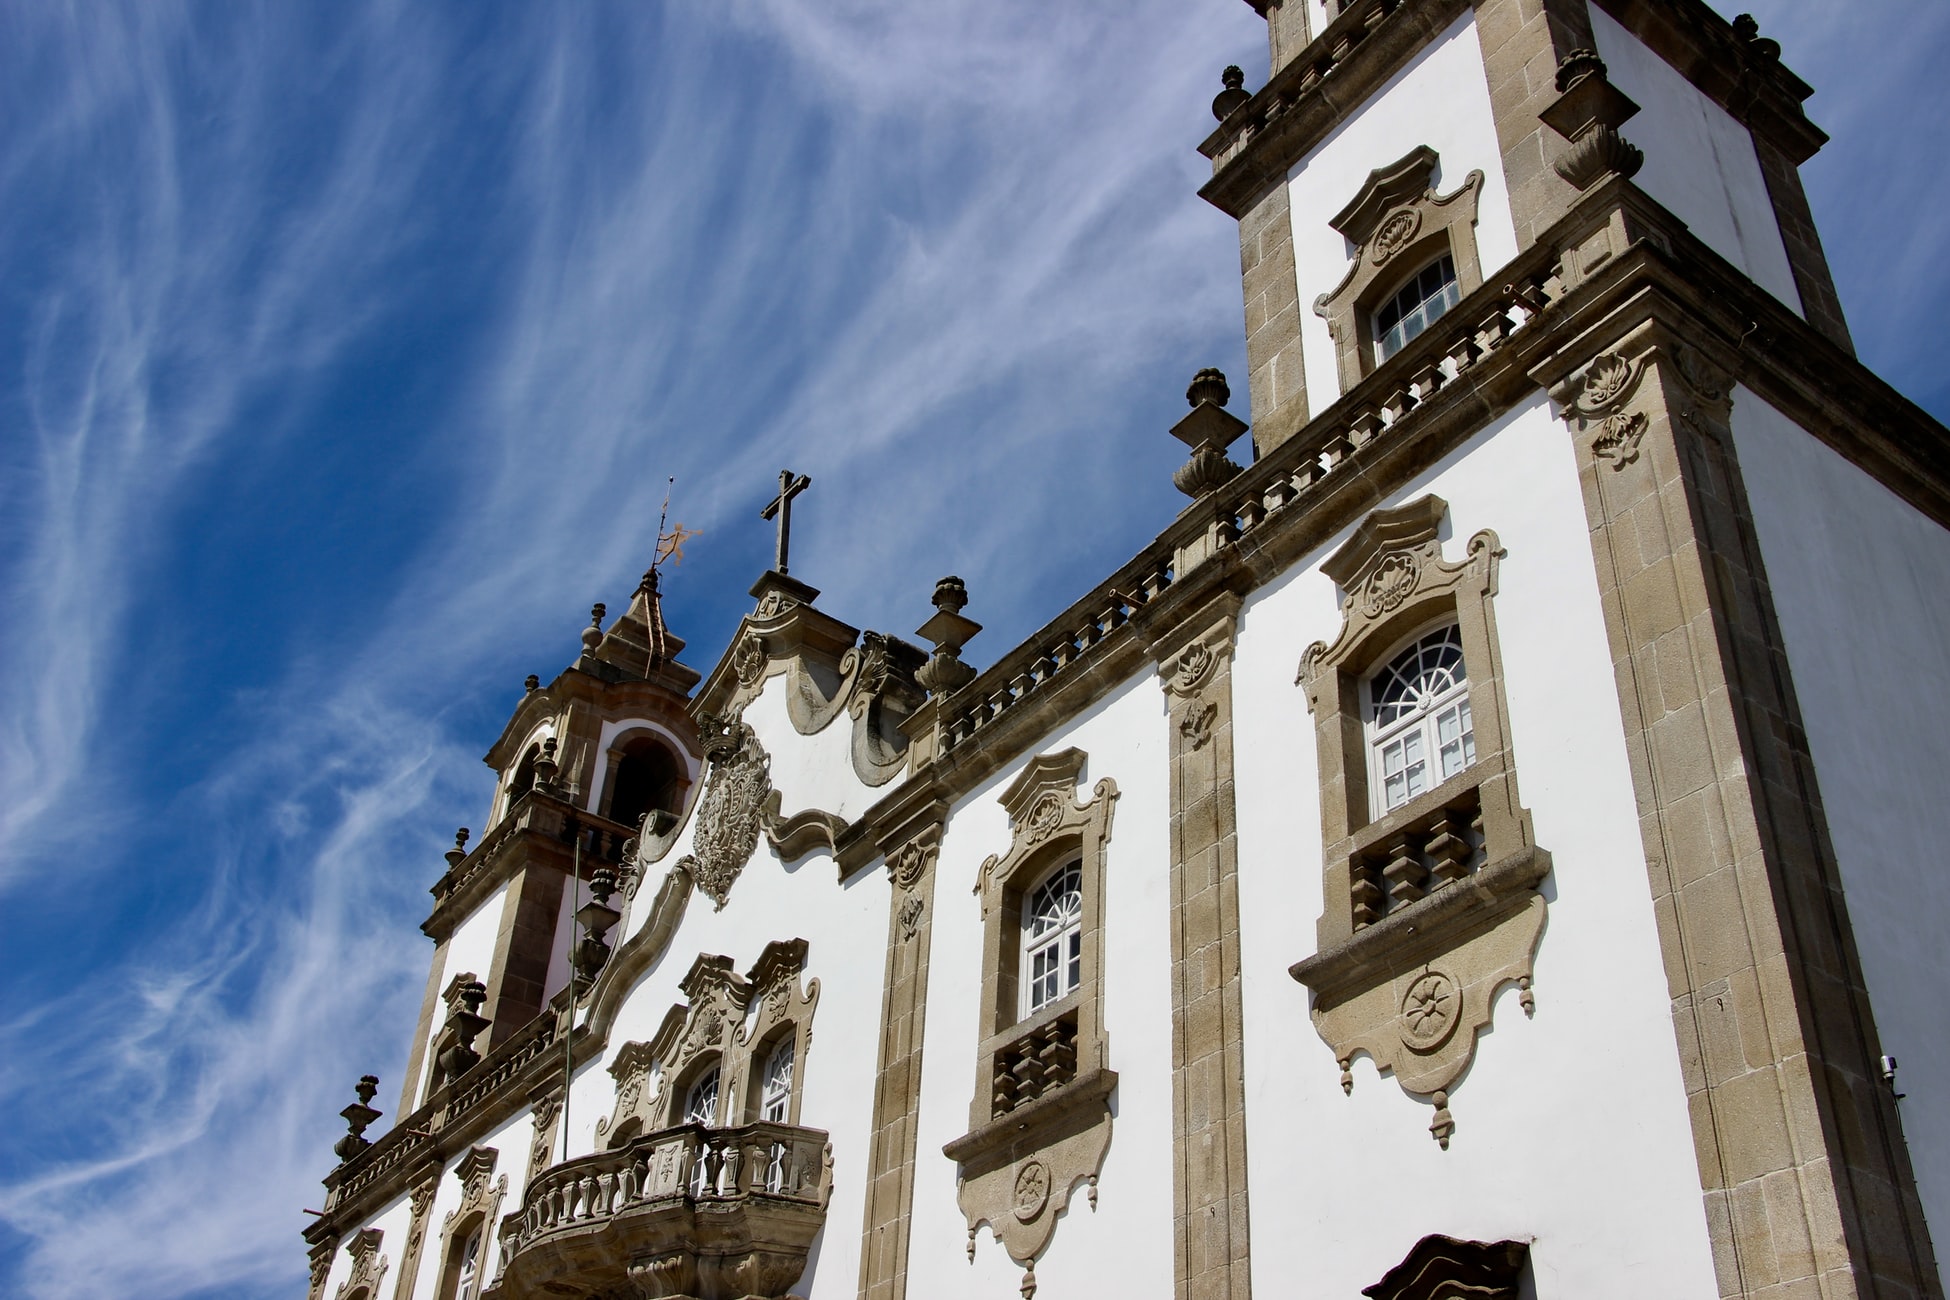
760,791 -> 849,864
1294,496 -> 1548,1147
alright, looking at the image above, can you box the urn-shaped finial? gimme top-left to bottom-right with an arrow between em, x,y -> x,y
1212,66 -> 1251,122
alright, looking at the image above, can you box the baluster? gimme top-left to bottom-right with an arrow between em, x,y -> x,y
1425,809 -> 1472,888
1350,857 -> 1386,928
1381,833 -> 1428,907
723,1138 -> 744,1195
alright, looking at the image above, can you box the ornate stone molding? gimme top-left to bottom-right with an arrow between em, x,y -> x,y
760,791 -> 849,864
1293,497 -> 1547,1147
608,941 -> 818,1136
676,720 -> 771,910
1313,146 -> 1485,391
1540,50 -> 1644,192
947,750 -> 1117,1288
335,1227 -> 387,1300
524,1088 -> 560,1184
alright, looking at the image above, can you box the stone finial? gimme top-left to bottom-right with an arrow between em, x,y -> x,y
581,602 -> 606,654
1553,47 -> 1607,94
524,673 -> 540,693
436,980 -> 490,1080
1541,50 -> 1643,190
445,828 -> 470,869
1731,13 -> 1780,63
572,868 -> 623,990
1211,66 -> 1250,122
915,577 -> 982,696
1170,366 -> 1250,498
334,1075 -> 383,1162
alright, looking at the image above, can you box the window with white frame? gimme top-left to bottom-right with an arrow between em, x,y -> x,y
684,1063 -> 720,1127
759,1038 -> 794,1123
1021,861 -> 1083,1015
455,1228 -> 484,1300
1375,253 -> 1460,362
1365,624 -> 1475,816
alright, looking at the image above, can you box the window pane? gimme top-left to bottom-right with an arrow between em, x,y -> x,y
1403,729 -> 1427,800
1376,254 -> 1459,361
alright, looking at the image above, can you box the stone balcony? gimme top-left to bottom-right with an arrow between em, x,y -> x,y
486,1121 -> 831,1300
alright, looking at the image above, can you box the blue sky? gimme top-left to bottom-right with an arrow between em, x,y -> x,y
1,3 -> 1945,1296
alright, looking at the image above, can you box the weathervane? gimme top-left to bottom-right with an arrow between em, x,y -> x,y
761,469 -> 811,575
652,476 -> 699,573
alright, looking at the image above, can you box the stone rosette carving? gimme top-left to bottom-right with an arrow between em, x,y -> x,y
677,721 -> 771,909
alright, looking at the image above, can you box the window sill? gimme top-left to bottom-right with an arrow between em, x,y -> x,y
1289,843 -> 1550,1007
942,1066 -> 1117,1175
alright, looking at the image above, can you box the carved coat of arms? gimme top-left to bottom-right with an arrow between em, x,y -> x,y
679,722 -> 771,909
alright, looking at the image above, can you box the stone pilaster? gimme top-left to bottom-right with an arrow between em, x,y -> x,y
482,863 -> 566,1049
857,811 -> 946,1300
1156,602 -> 1253,1300
398,936 -> 450,1115
1556,331 -> 1939,1297
388,1172 -> 439,1300
1475,0 -> 1595,248
1239,180 -> 1309,457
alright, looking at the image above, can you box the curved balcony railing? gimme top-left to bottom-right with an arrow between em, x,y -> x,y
489,1121 -> 830,1300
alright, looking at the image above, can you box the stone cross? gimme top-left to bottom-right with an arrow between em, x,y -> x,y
761,469 -> 811,575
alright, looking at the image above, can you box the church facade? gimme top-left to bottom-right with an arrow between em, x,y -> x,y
304,2 -> 1950,1297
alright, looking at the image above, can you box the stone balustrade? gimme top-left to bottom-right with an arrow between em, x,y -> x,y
488,1121 -> 831,1300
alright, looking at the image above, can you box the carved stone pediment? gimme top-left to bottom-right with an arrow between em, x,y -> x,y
334,1227 -> 387,1300
1313,145 -> 1486,390
676,722 -> 771,910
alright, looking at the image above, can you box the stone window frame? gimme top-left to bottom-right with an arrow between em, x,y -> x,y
1292,495 -> 1550,1147
430,1146 -> 505,1300
595,940 -> 818,1149
1313,145 -> 1485,392
943,747 -> 1118,1274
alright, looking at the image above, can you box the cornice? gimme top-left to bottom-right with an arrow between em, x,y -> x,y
1201,0 -> 1827,221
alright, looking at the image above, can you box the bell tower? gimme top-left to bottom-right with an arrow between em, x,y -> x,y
1204,0 -> 1850,459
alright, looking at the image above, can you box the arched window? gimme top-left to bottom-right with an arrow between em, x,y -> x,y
435,1217 -> 487,1300
506,744 -> 540,811
760,1037 -> 794,1123
1021,861 -> 1084,1015
1365,624 -> 1474,815
1374,252 -> 1460,362
604,736 -> 684,833
684,1063 -> 720,1128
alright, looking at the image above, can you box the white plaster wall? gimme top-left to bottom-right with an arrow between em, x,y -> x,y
905,676 -> 1177,1298
550,663 -> 891,1299
1729,389 -> 1950,1245
745,669 -> 888,824
410,881 -> 512,1107
1231,395 -> 1720,1295
1591,8 -> 1802,314
1286,12 -> 1518,408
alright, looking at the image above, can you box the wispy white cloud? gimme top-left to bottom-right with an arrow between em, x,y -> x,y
0,2 -> 1263,1295
4,2 -> 1937,1296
